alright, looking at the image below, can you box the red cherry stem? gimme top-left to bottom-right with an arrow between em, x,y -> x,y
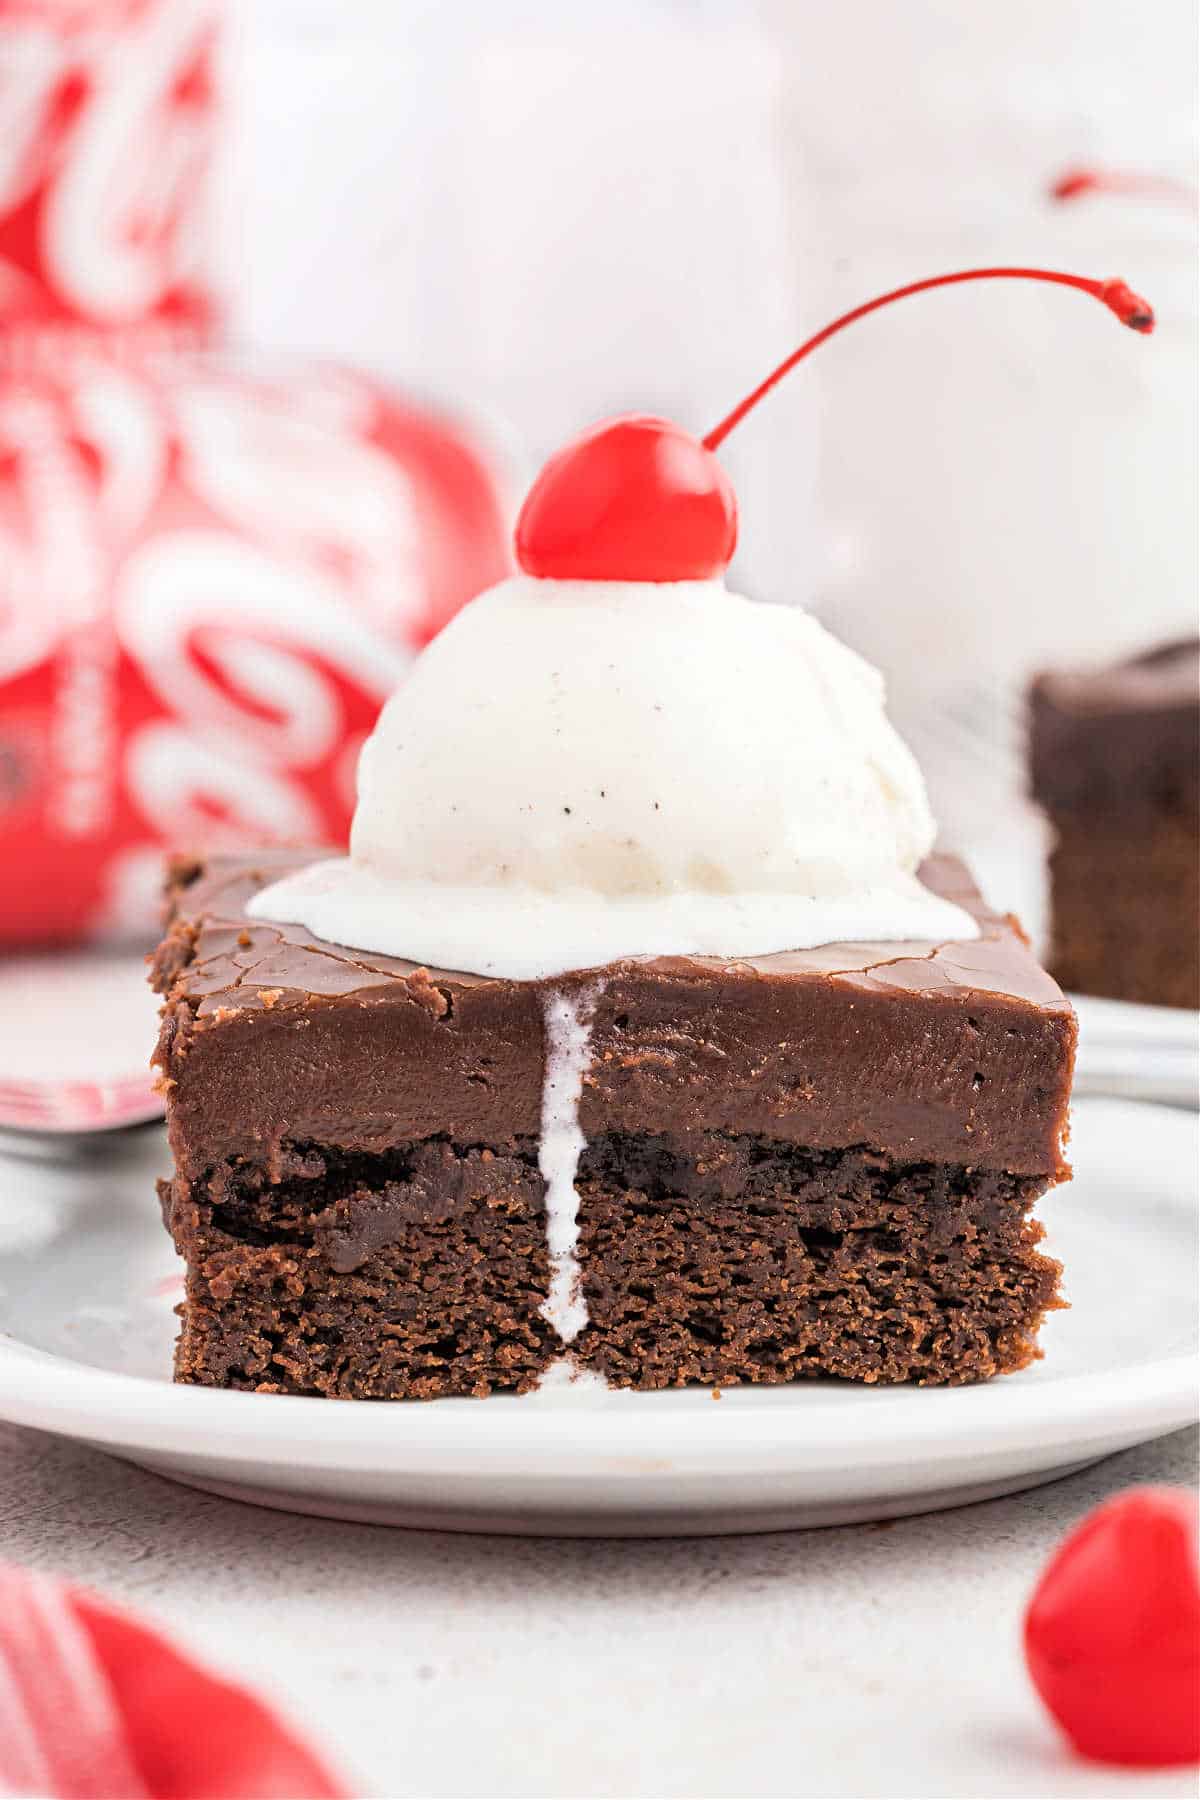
1050,164 -> 1198,209
701,267 -> 1154,453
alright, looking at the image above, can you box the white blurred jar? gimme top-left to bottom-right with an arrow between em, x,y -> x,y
216,0 -> 823,606
814,201 -> 1195,854
761,0 -> 1196,892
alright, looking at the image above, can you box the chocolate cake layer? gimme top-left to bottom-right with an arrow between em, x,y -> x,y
1031,639 -> 1200,1008
152,851 -> 1074,1180
574,1134 -> 1060,1389
1044,819 -> 1199,1010
161,1132 -> 1061,1395
1030,638 -> 1199,820
160,1142 -> 553,1399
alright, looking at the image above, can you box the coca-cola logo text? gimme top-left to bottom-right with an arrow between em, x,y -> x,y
0,0 -> 219,330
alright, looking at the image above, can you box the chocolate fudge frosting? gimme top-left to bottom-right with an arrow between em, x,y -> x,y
152,851 -> 1075,1180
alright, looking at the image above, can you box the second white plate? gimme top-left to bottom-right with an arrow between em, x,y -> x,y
0,1096 -> 1194,1536
1072,994 -> 1198,1107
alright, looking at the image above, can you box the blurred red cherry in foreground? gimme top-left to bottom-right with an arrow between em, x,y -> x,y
1024,1486 -> 1200,1767
515,266 -> 1153,584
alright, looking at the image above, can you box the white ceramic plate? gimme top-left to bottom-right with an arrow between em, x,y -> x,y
1071,994 -> 1198,1107
0,951 -> 163,1137
0,1096 -> 1194,1537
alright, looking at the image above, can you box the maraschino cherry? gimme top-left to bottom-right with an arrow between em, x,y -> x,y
515,266 -> 1154,583
1024,1486 -> 1200,1767
514,413 -> 736,583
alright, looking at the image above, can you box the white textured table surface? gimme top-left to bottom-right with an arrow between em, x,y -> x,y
0,1417 -> 1194,1799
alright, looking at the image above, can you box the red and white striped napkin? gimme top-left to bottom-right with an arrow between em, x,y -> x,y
0,1567 -> 346,1799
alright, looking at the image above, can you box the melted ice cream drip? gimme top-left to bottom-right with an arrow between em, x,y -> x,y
538,985 -> 601,1344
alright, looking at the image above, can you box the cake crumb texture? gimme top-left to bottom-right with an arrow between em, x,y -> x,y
162,1133 -> 1062,1398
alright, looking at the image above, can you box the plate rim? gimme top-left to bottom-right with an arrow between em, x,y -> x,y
1,1338 -> 1195,1475
1070,991 -> 1199,1046
0,1094 -> 1195,1479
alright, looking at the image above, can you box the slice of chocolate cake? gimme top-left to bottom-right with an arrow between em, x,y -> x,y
1031,639 -> 1199,1009
151,850 -> 1074,1399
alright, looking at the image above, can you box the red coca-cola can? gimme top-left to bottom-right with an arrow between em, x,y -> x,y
0,0 -> 220,341
0,346 -> 514,944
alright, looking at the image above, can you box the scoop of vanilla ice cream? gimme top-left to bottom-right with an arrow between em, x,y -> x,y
356,578 -> 930,890
247,576 -> 978,976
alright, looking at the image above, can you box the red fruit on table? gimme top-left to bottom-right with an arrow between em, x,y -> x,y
515,266 -> 1153,585
1024,1486 -> 1200,1767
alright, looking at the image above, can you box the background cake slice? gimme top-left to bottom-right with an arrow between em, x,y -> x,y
1031,638 -> 1199,1009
